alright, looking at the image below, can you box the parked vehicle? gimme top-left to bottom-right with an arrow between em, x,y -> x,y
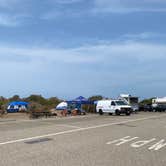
139,104 -> 153,112
119,94 -> 139,112
152,97 -> 166,112
96,100 -> 132,116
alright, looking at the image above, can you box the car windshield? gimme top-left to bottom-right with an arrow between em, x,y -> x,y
115,101 -> 127,105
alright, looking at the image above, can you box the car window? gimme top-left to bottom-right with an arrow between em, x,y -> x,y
111,101 -> 116,106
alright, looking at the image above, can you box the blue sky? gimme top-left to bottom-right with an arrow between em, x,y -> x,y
0,0 -> 166,99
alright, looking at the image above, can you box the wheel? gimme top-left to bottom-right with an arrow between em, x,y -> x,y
99,109 -> 103,115
126,112 -> 131,116
115,110 -> 120,116
134,110 -> 138,114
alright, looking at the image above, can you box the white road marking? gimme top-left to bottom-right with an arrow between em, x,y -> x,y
0,120 -> 27,125
149,139 -> 166,151
107,136 -> 139,145
56,124 -> 82,129
131,138 -> 156,148
0,114 -> 165,146
107,136 -> 166,151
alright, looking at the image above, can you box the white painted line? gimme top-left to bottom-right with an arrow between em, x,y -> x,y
0,114 -> 165,146
56,124 -> 82,129
106,136 -> 166,151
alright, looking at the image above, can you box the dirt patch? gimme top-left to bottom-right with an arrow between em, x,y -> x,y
0,113 -> 29,120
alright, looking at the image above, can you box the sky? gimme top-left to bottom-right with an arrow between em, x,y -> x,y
0,0 -> 166,99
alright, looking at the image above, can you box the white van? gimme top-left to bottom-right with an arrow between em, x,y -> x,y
96,100 -> 132,116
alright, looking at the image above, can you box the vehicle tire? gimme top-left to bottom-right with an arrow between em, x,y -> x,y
115,110 -> 120,116
134,110 -> 138,114
126,112 -> 131,116
99,109 -> 103,115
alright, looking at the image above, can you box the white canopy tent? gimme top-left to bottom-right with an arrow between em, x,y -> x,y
56,102 -> 68,110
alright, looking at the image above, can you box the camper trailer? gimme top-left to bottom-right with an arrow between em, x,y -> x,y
152,97 -> 166,112
119,94 -> 139,112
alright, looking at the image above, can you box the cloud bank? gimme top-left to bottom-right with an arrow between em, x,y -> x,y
93,0 -> 166,13
0,40 -> 166,98
1,0 -> 166,27
0,41 -> 165,65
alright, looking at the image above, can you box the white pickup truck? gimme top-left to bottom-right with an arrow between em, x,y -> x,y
96,100 -> 132,116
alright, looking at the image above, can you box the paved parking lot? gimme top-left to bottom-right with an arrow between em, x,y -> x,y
0,112 -> 166,166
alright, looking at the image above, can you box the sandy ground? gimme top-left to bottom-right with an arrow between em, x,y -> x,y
0,111 -> 87,121
0,113 -> 30,120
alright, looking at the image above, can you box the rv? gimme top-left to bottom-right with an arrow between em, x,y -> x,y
119,94 -> 139,112
96,99 -> 132,116
152,97 -> 166,112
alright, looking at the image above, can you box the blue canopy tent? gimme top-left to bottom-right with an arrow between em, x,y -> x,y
67,96 -> 93,113
67,96 -> 93,104
7,101 -> 29,113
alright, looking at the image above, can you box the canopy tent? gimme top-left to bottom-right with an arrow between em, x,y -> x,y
56,102 -> 68,110
7,101 -> 29,113
67,96 -> 93,105
66,96 -> 94,112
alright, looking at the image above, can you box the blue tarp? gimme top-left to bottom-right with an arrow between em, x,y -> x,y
7,101 -> 29,113
8,101 -> 28,106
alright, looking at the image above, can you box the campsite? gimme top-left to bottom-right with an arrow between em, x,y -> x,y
0,94 -> 166,120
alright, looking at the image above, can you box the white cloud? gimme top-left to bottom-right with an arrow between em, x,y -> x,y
124,33 -> 156,39
0,0 -> 31,27
41,10 -> 86,20
93,0 -> 166,13
0,14 -> 21,27
0,45 -> 98,64
0,0 -> 85,25
0,0 -> 21,9
50,0 -> 83,4
0,0 -> 30,11
41,11 -> 62,20
0,41 -> 166,65
0,40 -> 166,98
122,32 -> 166,40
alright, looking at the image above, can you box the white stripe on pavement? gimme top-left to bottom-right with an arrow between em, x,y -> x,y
0,114 -> 165,146
56,124 -> 82,129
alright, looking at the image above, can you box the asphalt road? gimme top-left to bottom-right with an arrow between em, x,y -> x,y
0,112 -> 166,166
